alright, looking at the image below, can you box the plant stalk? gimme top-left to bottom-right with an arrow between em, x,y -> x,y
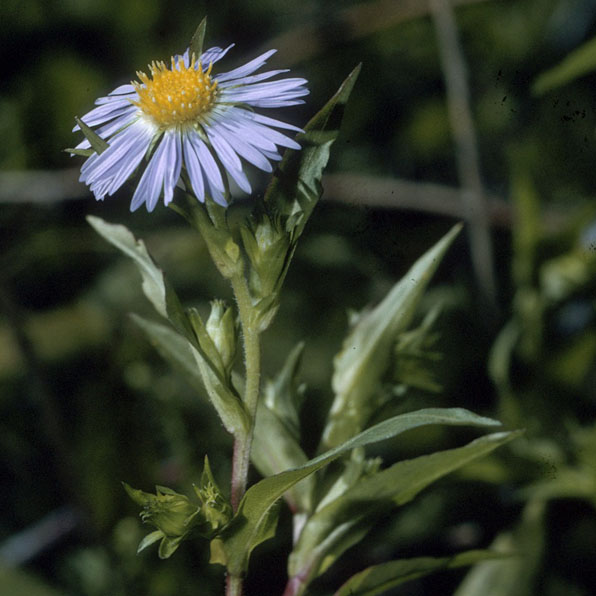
229,272 -> 261,512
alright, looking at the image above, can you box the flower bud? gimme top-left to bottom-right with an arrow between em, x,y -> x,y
123,483 -> 203,558
124,484 -> 199,536
193,456 -> 232,535
241,214 -> 293,300
206,300 -> 238,375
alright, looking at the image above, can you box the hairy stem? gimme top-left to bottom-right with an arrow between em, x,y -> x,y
229,272 -> 261,512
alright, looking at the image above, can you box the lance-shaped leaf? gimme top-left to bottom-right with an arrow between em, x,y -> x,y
323,224 -> 462,450
251,343 -> 311,511
533,35 -> 596,95
130,313 -> 204,395
88,217 -> 248,434
74,116 -> 109,154
87,216 -> 192,338
264,64 -> 361,239
251,404 -> 312,513
131,314 -> 249,434
334,550 -> 513,596
263,341 -> 306,439
209,407 -> 500,576
189,17 -> 207,59
287,431 -> 522,593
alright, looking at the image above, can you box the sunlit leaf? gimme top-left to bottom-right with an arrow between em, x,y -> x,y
264,64 -> 361,239
210,407 -> 500,575
323,224 -> 462,449
132,314 -> 249,435
289,431 -> 521,589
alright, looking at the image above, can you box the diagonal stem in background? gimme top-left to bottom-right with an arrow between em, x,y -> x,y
430,0 -> 498,312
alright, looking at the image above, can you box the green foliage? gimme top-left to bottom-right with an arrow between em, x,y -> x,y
533,35 -> 596,95
211,408 -> 502,576
288,431 -> 520,592
323,224 -> 462,449
189,17 -> 207,59
87,215 -> 249,435
0,567 -> 66,596
264,64 -> 362,239
336,549 -> 512,596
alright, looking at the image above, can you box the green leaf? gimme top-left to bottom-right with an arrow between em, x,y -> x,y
64,147 -> 95,157
251,343 -> 312,514
263,341 -> 306,440
132,314 -> 249,435
0,567 -> 66,596
251,402 -> 313,513
189,17 -> 207,59
75,116 -> 109,155
87,217 -> 247,434
335,550 -> 513,596
210,407 -> 500,576
289,431 -> 522,589
533,36 -> 596,95
137,530 -> 164,554
323,224 -> 462,449
264,64 -> 361,239
87,216 -> 191,337
130,313 -> 204,395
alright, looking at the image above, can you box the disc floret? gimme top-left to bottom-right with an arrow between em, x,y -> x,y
132,55 -> 218,129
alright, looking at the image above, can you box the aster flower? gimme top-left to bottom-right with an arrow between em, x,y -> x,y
73,45 -> 308,211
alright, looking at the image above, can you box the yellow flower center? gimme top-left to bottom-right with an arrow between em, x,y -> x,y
132,55 -> 218,128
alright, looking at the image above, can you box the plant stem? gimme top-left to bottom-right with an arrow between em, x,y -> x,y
229,272 -> 261,512
226,274 -> 261,596
226,574 -> 244,596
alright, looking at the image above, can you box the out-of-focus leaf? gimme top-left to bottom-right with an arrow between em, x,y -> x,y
511,171 -> 541,289
335,549 -> 512,596
454,500 -> 546,596
323,224 -> 462,449
0,567 -> 65,596
533,36 -> 596,95
209,407 -> 500,575
264,64 -> 361,239
289,431 -> 521,590
522,468 -> 595,504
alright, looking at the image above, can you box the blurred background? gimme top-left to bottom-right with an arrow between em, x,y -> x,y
2,0 -> 596,594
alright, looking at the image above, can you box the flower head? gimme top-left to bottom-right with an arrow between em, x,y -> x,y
73,45 -> 308,211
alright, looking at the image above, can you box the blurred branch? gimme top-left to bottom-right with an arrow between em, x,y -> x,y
323,173 -> 511,225
0,507 -> 80,567
0,168 -> 85,203
259,0 -> 490,65
430,0 -> 498,311
0,168 -> 568,232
